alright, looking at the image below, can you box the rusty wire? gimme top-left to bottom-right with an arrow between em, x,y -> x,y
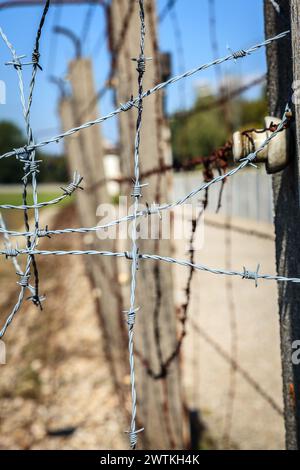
135,204 -> 204,381
132,114 -> 290,384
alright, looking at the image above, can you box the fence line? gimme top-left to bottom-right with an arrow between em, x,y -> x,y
123,0 -> 147,449
0,31 -> 289,161
2,248 -> 300,286
0,116 -> 290,239
0,2 -> 295,449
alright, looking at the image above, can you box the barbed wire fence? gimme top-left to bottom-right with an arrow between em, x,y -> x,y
0,0 -> 297,450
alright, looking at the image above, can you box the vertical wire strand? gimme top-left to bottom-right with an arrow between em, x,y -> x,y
23,0 -> 51,309
126,0 -> 147,449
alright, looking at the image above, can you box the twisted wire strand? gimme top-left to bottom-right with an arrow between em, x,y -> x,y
0,172 -> 83,210
1,250 -> 126,257
0,212 -> 35,297
0,89 -> 33,337
1,241 -> 299,340
3,1 -> 50,309
140,254 -> 300,285
0,284 -> 27,339
0,30 -> 289,161
125,0 -> 146,450
2,1 -> 50,306
155,105 -> 290,213
0,106 -> 290,240
0,3 -> 50,334
0,28 -> 27,114
1,248 -> 300,285
0,14 -> 293,448
269,0 -> 281,14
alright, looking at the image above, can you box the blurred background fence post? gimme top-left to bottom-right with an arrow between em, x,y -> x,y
108,0 -> 186,450
264,0 -> 300,449
58,55 -> 129,406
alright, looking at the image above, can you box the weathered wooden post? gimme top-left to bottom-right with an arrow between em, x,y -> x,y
109,0 -> 185,449
59,58 -> 128,402
264,0 -> 300,449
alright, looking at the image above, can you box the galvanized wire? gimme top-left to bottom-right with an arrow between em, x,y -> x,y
0,30 -> 289,161
0,172 -> 83,210
0,212 -> 36,297
124,0 -> 147,450
0,9 -> 295,451
0,105 -> 291,242
2,249 -> 300,285
269,0 -> 281,14
0,1 -> 50,326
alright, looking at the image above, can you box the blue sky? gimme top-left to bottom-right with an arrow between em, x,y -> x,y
0,0 -> 266,154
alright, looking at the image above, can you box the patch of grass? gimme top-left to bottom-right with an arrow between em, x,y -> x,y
0,191 -> 74,230
0,191 -> 73,207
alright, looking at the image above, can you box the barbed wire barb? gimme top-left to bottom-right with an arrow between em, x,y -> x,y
0,3 -> 296,451
0,30 -> 290,161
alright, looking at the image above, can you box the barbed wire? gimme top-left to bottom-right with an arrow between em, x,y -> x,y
123,0 -> 147,449
0,0 -> 50,311
0,30 -> 289,161
0,172 -> 83,210
0,2 -> 50,334
0,5 -> 294,450
0,212 -> 36,297
269,0 -> 281,14
135,204 -> 205,380
0,112 -> 290,242
2,248 -> 300,286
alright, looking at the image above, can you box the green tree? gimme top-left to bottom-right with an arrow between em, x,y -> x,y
0,120 -> 68,183
169,86 -> 268,167
0,121 -> 25,183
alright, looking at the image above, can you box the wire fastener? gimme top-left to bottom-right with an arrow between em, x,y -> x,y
61,172 -> 84,196
243,264 -> 260,288
125,428 -> 144,449
131,182 -> 148,198
16,272 -> 30,288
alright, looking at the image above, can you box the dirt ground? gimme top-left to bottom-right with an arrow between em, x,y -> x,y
0,203 -> 285,450
0,205 -> 127,450
177,211 -> 285,450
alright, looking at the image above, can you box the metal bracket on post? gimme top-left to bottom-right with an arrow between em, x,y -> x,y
232,116 -> 291,174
